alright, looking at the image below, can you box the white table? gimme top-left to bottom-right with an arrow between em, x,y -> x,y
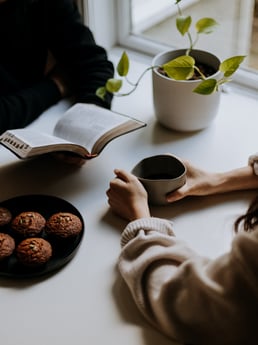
1,79 -> 258,345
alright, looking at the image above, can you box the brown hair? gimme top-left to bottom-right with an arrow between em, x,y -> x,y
234,195 -> 258,232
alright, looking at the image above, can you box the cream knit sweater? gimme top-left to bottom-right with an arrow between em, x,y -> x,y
118,203 -> 258,344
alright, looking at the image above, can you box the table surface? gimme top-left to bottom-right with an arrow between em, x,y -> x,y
1,76 -> 258,345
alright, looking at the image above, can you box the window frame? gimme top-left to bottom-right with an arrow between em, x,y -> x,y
82,0 -> 117,50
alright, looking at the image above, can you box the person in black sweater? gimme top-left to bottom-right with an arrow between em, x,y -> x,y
0,0 -> 114,134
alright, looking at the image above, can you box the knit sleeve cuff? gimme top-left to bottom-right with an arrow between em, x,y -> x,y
121,217 -> 175,248
248,153 -> 258,175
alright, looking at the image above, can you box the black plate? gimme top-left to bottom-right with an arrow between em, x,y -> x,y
0,195 -> 84,279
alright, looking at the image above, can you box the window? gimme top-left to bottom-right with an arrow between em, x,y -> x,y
130,0 -> 255,64
82,0 -> 117,50
85,0 -> 258,91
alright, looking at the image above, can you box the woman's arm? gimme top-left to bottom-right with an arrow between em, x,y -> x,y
166,160 -> 258,202
118,217 -> 258,345
107,160 -> 258,344
107,159 -> 258,221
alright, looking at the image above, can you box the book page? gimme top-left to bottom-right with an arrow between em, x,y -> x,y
53,104 -> 135,153
6,129 -> 73,146
0,129 -> 87,158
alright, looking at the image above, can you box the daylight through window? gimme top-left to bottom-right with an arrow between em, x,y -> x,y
130,0 -> 258,72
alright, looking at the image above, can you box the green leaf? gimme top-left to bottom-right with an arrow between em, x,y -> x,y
96,87 -> 106,100
117,51 -> 129,77
219,55 -> 246,77
162,55 -> 195,80
176,15 -> 192,35
175,0 -> 182,4
193,79 -> 218,95
196,17 -> 218,34
105,78 -> 122,93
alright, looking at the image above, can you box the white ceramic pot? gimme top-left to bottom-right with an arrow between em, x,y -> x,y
152,49 -> 221,131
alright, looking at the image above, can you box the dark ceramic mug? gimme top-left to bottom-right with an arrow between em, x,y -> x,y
131,154 -> 186,205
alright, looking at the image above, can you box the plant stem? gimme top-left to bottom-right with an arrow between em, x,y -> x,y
186,32 -> 193,55
115,65 -> 156,96
125,77 -> 136,86
176,2 -> 182,16
193,66 -> 206,80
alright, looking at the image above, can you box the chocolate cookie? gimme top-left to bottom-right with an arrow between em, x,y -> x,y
0,207 -> 12,227
11,211 -> 46,237
45,212 -> 82,239
16,237 -> 52,267
0,233 -> 15,261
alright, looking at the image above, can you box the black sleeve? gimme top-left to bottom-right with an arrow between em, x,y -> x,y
0,0 -> 114,134
0,79 -> 61,134
45,0 -> 114,109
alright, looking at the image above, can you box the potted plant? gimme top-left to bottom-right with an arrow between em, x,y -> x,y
97,0 -> 246,131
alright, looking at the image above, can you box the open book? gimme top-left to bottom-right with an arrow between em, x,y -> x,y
0,103 -> 146,159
